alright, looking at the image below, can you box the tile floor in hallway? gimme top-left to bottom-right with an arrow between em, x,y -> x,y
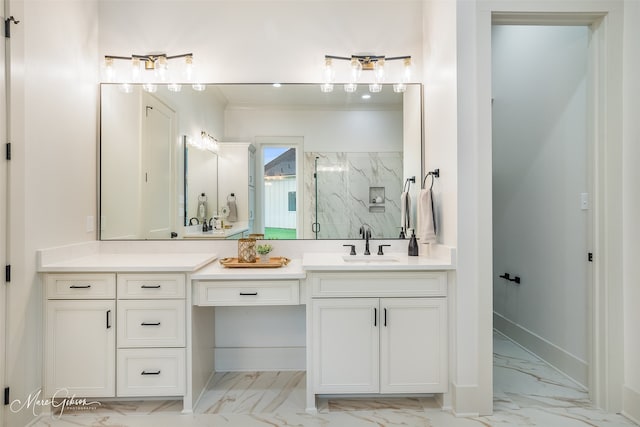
30,332 -> 639,427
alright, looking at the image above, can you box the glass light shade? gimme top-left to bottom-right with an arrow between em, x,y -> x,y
369,83 -> 382,93
402,58 -> 412,83
131,58 -> 141,82
104,58 -> 115,82
168,83 -> 182,92
142,83 -> 157,93
192,83 -> 206,92
184,55 -> 194,81
344,83 -> 357,93
155,56 -> 168,81
320,83 -> 334,93
373,59 -> 385,83
322,58 -> 335,84
393,83 -> 407,93
349,58 -> 363,82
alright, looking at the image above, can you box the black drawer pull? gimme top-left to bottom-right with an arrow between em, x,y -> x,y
106,310 -> 112,329
69,284 -> 91,289
141,322 -> 161,326
141,370 -> 161,375
239,292 -> 258,296
141,284 -> 161,289
384,308 -> 387,327
374,307 -> 377,327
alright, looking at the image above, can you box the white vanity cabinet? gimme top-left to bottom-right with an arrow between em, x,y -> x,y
44,273 -> 116,397
43,272 -> 187,399
218,142 -> 256,235
309,271 -> 448,396
116,273 -> 186,397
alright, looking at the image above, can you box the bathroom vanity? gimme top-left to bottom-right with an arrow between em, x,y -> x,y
37,242 -> 454,414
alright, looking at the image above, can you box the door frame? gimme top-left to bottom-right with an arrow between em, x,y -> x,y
475,1 -> 624,412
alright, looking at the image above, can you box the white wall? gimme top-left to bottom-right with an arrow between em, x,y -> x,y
622,0 -> 640,422
492,25 -> 589,385
7,1 -> 99,425
225,108 -> 403,152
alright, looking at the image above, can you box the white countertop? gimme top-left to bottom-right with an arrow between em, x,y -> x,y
183,223 -> 248,239
191,258 -> 306,280
302,252 -> 455,271
38,252 -> 218,273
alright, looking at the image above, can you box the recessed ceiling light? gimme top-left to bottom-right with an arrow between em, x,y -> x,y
273,83 -> 282,88
361,94 -> 371,100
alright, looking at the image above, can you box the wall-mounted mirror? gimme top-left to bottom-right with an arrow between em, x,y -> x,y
100,83 -> 423,240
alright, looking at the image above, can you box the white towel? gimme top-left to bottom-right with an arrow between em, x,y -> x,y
227,195 -> 238,222
417,189 -> 436,244
400,191 -> 411,232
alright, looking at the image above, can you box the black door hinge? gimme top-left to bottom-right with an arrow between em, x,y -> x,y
5,143 -> 10,160
5,16 -> 19,38
4,387 -> 9,405
5,265 -> 10,282
588,252 -> 593,262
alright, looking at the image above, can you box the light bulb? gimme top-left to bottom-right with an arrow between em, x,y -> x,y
142,83 -> 157,93
192,83 -> 206,92
131,58 -> 141,82
104,57 -> 115,82
349,57 -> 363,83
344,83 -> 357,93
320,83 -> 334,93
168,83 -> 182,92
155,56 -> 168,81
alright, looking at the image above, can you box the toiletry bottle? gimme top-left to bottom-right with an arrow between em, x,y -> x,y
408,230 -> 418,256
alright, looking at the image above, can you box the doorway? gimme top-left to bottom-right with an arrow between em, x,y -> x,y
491,24 -> 591,387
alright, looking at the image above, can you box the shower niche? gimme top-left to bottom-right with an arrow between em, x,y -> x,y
369,187 -> 386,213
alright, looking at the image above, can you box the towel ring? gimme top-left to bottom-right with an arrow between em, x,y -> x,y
403,176 -> 415,193
422,169 -> 440,190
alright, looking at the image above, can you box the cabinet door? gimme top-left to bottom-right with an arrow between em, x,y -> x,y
45,300 -> 116,397
312,298 -> 379,393
379,298 -> 447,393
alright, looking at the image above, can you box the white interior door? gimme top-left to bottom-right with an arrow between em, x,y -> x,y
141,94 -> 176,239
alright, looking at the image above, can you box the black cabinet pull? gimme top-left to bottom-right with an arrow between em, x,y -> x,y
374,307 -> 377,327
384,308 -> 387,327
70,284 -> 91,289
239,292 -> 258,296
141,370 -> 161,375
141,284 -> 161,289
141,322 -> 161,326
106,310 -> 112,329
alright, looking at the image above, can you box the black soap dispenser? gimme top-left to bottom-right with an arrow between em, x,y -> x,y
408,230 -> 418,256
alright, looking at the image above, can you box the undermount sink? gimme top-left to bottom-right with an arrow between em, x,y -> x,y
342,255 -> 399,262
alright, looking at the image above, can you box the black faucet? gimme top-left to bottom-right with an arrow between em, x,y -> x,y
359,225 -> 372,255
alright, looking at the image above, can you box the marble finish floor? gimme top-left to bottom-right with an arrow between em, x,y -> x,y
31,332 -> 638,427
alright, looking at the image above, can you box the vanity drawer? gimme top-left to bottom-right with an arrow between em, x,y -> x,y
195,280 -> 299,306
117,300 -> 185,347
46,273 -> 116,299
117,273 -> 185,299
311,272 -> 447,297
117,348 -> 185,397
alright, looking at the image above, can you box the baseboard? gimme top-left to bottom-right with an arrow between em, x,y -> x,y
623,385 -> 640,424
494,312 -> 588,387
451,383 -> 480,417
214,347 -> 306,371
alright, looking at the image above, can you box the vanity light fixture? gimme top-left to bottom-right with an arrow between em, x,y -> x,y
321,55 -> 412,93
103,53 -> 200,88
199,131 -> 219,152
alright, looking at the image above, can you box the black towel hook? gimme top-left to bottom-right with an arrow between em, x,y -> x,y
422,168 -> 440,190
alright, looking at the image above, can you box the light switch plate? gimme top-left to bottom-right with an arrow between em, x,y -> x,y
86,215 -> 94,232
580,193 -> 589,210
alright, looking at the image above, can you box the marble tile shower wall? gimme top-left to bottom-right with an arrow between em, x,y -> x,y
303,152 -> 403,239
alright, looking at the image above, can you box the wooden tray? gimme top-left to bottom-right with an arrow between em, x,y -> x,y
219,257 -> 291,268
